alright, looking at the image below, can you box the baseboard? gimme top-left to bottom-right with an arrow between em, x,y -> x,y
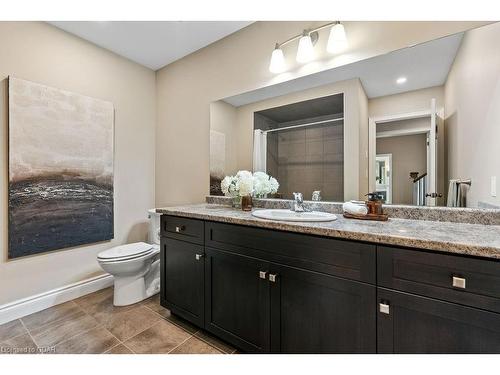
0,274 -> 114,325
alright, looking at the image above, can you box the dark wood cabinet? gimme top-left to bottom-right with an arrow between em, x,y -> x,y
160,215 -> 500,354
161,237 -> 205,326
204,247 -> 270,353
377,288 -> 500,353
270,264 -> 376,353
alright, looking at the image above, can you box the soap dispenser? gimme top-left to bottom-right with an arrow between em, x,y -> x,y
365,192 -> 383,215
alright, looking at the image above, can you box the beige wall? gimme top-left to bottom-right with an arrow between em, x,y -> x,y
209,100 -> 237,177
377,134 -> 427,204
156,21 -> 484,207
0,22 -> 156,305
445,22 -> 500,208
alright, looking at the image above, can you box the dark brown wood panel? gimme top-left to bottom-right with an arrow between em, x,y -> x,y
204,247 -> 271,353
161,238 -> 205,326
206,221 -> 376,283
378,288 -> 500,353
378,246 -> 500,313
161,215 -> 204,245
270,264 -> 376,353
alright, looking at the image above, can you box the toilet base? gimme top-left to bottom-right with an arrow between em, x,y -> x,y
112,259 -> 161,306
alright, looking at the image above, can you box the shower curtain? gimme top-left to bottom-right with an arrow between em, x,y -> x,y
253,129 -> 267,172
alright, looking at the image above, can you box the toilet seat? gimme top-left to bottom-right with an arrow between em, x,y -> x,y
98,242 -> 154,262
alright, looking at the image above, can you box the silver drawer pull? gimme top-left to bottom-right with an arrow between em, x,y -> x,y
269,274 -> 278,283
195,254 -> 204,261
379,302 -> 390,314
259,271 -> 267,279
175,225 -> 185,233
452,276 -> 466,289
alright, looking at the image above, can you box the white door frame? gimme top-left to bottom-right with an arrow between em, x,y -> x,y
375,153 -> 393,204
368,103 -> 437,204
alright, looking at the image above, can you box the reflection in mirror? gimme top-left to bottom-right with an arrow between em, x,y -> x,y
253,94 -> 344,201
210,22 -> 500,209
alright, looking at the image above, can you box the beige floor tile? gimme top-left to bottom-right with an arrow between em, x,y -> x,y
31,310 -> 100,348
21,301 -> 82,331
74,287 -> 114,310
0,319 -> 27,342
0,333 -> 38,355
170,337 -> 222,354
54,326 -> 119,354
142,297 -> 199,335
105,344 -> 133,354
105,305 -> 161,341
195,330 -> 236,353
141,294 -> 165,314
124,319 -> 191,354
80,291 -> 140,325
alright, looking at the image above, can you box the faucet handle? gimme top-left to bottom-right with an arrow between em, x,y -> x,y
312,191 -> 321,201
293,192 -> 303,202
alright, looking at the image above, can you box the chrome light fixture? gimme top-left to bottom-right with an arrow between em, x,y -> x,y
269,21 -> 349,73
296,31 -> 315,63
269,43 -> 286,73
327,22 -> 348,53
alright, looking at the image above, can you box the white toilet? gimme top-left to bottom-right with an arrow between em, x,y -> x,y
97,209 -> 161,306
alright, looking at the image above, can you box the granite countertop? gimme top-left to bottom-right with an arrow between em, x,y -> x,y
156,204 -> 500,260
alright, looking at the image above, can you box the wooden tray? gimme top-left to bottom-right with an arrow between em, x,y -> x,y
343,212 -> 389,221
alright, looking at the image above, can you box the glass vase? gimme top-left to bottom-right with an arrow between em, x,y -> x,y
232,196 -> 241,208
241,195 -> 253,211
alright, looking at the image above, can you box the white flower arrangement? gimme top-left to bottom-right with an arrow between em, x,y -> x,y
220,170 -> 279,199
253,171 -> 279,198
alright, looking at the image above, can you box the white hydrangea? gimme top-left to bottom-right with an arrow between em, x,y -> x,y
253,171 -> 279,198
235,170 -> 254,196
220,175 -> 238,197
220,170 -> 279,198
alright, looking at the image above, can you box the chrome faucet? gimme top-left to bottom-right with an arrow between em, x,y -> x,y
291,192 -> 309,212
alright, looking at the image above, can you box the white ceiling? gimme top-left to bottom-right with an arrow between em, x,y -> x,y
224,32 -> 464,106
49,21 -> 253,70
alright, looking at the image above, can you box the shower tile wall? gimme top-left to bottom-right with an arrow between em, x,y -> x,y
270,122 -> 344,201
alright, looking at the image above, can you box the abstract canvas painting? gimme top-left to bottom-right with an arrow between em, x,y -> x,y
8,77 -> 114,258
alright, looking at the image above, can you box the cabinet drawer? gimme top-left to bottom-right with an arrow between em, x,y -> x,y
206,221 -> 375,283
378,246 -> 500,313
161,215 -> 204,244
377,288 -> 500,353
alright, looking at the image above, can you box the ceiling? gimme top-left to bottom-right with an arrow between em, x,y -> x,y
224,32 -> 464,106
49,21 -> 253,70
256,93 -> 344,123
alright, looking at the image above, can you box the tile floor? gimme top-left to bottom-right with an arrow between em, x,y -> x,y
0,288 -> 236,354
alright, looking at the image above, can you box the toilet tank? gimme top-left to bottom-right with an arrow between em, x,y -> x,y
147,209 -> 161,245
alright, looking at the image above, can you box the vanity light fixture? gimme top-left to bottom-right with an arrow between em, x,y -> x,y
269,21 -> 348,73
396,76 -> 408,84
327,22 -> 348,53
296,31 -> 315,63
269,43 -> 286,73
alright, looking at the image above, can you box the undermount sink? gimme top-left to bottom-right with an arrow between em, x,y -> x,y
251,209 -> 337,222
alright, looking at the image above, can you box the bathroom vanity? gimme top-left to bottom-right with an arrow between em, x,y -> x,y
157,203 -> 500,354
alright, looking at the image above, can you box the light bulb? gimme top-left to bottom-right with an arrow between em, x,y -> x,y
396,77 -> 407,84
327,22 -> 348,54
296,33 -> 314,63
269,45 -> 286,73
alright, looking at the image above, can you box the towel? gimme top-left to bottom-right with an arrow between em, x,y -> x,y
447,180 -> 467,207
343,201 -> 368,215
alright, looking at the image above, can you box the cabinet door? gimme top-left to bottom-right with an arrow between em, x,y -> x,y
378,288 -> 500,353
270,264 -> 376,353
205,247 -> 270,353
161,238 -> 204,327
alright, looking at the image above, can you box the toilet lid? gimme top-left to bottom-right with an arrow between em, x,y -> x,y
98,242 -> 154,261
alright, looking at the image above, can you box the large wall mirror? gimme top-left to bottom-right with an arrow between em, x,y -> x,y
210,22 -> 500,209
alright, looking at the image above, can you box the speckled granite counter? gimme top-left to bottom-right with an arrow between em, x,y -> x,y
156,204 -> 500,260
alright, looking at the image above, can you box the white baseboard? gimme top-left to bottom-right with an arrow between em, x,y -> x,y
0,274 -> 114,325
